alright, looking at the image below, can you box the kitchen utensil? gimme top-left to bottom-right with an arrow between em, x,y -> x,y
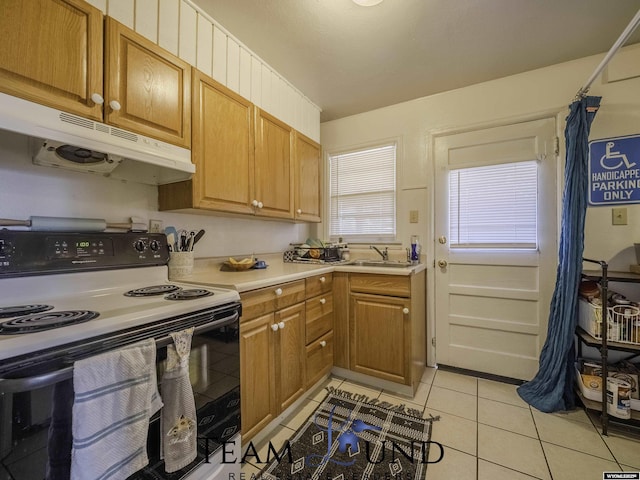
193,229 -> 205,246
0,216 -> 146,232
164,226 -> 178,251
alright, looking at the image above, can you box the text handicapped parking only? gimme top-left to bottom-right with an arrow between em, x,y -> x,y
589,134 -> 640,205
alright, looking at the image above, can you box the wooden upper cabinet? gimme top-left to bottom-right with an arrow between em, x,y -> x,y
0,0 -> 103,120
294,131 -> 322,222
254,108 -> 294,220
192,70 -> 254,213
105,18 -> 191,148
158,70 -> 255,213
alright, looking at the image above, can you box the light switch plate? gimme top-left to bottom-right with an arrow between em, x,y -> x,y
149,219 -> 163,233
410,210 -> 419,223
612,208 -> 627,225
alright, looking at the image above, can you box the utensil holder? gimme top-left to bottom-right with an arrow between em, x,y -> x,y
168,251 -> 194,278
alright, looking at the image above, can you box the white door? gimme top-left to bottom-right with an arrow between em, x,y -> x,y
434,117 -> 557,380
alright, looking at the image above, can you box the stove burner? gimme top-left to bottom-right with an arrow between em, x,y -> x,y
124,285 -> 181,297
0,304 -> 54,318
0,310 -> 100,334
165,289 -> 213,301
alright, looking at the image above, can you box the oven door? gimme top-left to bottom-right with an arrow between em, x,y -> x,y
0,303 -> 241,480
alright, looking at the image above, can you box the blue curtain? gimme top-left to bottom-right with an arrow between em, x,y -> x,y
517,96 -> 601,412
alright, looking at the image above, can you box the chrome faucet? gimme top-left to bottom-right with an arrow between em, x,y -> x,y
370,245 -> 389,261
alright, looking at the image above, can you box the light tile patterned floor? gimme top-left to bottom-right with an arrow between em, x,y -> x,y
242,368 -> 640,480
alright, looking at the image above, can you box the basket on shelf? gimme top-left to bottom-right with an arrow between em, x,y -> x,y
579,298 -> 640,345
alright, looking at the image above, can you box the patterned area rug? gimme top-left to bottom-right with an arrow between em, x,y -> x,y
255,388 -> 442,480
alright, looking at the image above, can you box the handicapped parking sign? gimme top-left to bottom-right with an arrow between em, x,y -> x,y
589,134 -> 640,205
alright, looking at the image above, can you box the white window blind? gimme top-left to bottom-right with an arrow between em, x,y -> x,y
329,144 -> 396,242
449,161 -> 538,248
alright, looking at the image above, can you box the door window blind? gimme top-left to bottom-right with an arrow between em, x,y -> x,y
329,144 -> 396,242
449,160 -> 538,248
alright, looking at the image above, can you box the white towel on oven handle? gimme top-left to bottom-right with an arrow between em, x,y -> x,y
161,327 -> 198,473
71,338 -> 162,480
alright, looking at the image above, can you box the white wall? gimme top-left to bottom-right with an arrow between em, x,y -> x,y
0,129 -> 310,257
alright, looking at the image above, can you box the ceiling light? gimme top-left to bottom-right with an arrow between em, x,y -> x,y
352,0 -> 384,6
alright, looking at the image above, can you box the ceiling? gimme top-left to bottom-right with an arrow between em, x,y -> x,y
193,0 -> 640,122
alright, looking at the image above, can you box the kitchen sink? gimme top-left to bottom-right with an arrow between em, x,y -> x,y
348,259 -> 413,268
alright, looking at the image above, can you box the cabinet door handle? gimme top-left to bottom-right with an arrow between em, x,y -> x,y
252,199 -> 259,207
296,208 -> 302,215
275,288 -> 283,296
109,100 -> 122,111
271,324 -> 279,332
91,93 -> 104,105
257,201 -> 263,209
320,298 -> 326,305
319,276 -> 326,283
403,307 -> 410,314
320,340 -> 327,347
278,321 -> 285,329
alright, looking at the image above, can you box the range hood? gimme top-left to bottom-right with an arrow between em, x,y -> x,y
0,92 -> 194,185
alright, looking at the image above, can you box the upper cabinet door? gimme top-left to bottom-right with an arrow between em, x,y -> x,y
294,131 -> 322,222
254,108 -> 294,220
0,0 -> 103,120
105,18 -> 191,148
192,69 -> 255,214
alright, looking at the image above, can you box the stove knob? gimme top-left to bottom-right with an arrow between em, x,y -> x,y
133,240 -> 147,253
149,240 -> 160,252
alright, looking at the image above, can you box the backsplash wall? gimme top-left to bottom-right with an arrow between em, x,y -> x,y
0,129 -> 310,257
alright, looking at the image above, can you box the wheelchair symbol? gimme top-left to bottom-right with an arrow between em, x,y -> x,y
600,142 -> 636,170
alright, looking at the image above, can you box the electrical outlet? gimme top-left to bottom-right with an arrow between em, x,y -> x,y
409,210 -> 419,223
612,208 -> 627,225
149,219 -> 163,233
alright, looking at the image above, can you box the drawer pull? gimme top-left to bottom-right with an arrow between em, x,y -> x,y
320,298 -> 326,305
403,307 -> 410,314
319,276 -> 326,283
320,340 -> 327,348
271,324 -> 279,332
275,288 -> 283,296
278,321 -> 285,330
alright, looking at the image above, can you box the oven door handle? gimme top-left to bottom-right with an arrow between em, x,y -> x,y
0,311 -> 239,394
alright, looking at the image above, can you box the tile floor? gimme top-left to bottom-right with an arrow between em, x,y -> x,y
241,368 -> 640,480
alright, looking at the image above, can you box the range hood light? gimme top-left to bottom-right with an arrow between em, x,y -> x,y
352,0 -> 384,6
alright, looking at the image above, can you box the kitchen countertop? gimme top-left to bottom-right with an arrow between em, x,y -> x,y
176,253 -> 426,292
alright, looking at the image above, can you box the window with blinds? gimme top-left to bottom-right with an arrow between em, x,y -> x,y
329,144 -> 396,242
449,160 -> 538,248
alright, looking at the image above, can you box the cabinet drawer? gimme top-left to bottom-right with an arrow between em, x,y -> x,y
350,274 -> 410,298
306,273 -> 333,299
306,331 -> 333,387
305,293 -> 333,344
240,280 -> 306,322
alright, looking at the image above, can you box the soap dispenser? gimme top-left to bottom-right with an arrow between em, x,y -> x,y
410,235 -> 420,263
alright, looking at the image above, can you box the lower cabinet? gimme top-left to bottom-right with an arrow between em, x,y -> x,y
239,280 -> 306,441
336,271 -> 426,393
350,293 -> 411,384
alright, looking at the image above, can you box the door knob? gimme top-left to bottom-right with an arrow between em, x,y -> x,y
252,199 -> 259,207
257,201 -> 263,209
403,307 -> 409,314
438,260 -> 447,268
297,209 -> 302,215
271,324 -> 279,332
438,236 -> 447,244
320,298 -> 326,305
109,100 -> 121,111
278,321 -> 285,329
320,340 -> 327,347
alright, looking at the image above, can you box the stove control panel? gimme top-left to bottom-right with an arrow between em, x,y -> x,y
0,231 -> 170,277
